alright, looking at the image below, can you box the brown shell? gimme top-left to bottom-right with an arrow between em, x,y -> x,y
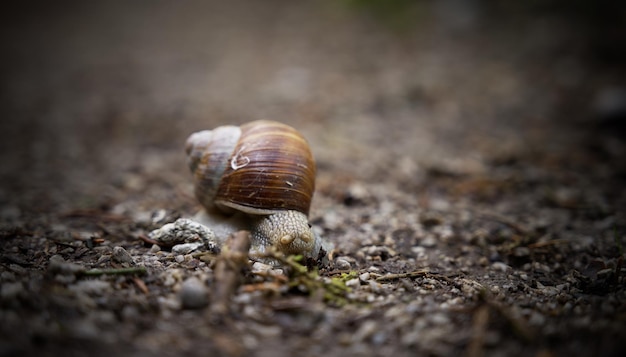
186,125 -> 242,213
186,120 -> 316,216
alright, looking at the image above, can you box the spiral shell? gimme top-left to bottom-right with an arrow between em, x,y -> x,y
185,120 -> 316,217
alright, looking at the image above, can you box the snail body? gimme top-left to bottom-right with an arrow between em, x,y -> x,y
185,120 -> 323,262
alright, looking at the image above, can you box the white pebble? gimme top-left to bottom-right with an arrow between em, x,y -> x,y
491,262 -> 510,272
172,242 -> 205,255
251,262 -> 273,273
346,278 -> 360,288
335,258 -> 351,270
420,235 -> 437,248
252,262 -> 284,276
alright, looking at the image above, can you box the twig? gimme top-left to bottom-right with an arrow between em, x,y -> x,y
138,233 -> 161,246
375,269 -> 430,282
463,288 -> 535,357
489,301 -> 535,342
1,254 -> 32,266
79,267 -> 147,276
209,231 -> 251,317
252,249 -> 351,305
475,210 -> 528,235
527,238 -> 571,248
132,277 -> 150,294
60,209 -> 130,222
466,304 -> 489,357
476,289 -> 535,343
240,281 -> 284,294
0,227 -> 34,239
251,248 -> 309,274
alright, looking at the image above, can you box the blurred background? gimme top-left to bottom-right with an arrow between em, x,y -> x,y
0,0 -> 624,214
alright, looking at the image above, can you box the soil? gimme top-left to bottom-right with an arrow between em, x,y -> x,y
1,2 -> 625,357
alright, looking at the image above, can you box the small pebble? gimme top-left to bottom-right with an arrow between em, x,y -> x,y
8,264 -> 27,275
48,255 -> 84,275
335,258 -> 351,270
528,311 -> 546,326
368,280 -> 383,294
121,305 -> 140,321
367,266 -> 381,273
513,247 -> 530,257
541,286 -> 559,296
491,262 -> 510,272
68,319 -> 100,339
112,246 -> 134,265
352,320 -> 378,343
411,246 -> 426,256
162,269 -> 184,287
251,261 -> 273,272
172,242 -> 205,254
172,242 -> 205,255
251,262 -> 283,276
179,278 -> 209,309
420,236 -> 437,248
1,271 -> 15,281
346,278 -> 360,288
149,218 -> 218,249
0,282 -> 23,299
429,312 -> 450,325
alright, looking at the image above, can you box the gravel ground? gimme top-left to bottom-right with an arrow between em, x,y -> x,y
1,1 -> 625,356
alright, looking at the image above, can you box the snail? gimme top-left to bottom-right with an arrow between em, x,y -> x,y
185,120 -> 325,263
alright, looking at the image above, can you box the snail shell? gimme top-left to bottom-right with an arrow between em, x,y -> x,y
185,120 -> 322,261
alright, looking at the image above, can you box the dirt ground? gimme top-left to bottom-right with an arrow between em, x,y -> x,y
1,1 -> 625,356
